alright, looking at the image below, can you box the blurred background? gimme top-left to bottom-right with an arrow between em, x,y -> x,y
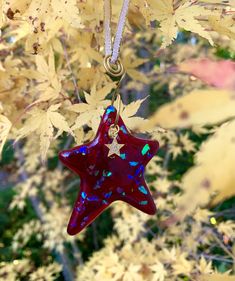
0,1 -> 235,281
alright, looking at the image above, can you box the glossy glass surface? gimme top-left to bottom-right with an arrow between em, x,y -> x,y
59,106 -> 159,235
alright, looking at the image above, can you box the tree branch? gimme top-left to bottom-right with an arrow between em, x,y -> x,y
61,35 -> 82,103
15,142 -> 75,281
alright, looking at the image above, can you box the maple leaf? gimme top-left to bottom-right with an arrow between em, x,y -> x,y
217,221 -> 235,239
0,114 -> 12,157
69,33 -> 103,67
122,56 -> 149,83
122,264 -> 142,281
176,120 -> 235,219
51,0 -> 83,28
197,257 -> 213,275
145,89 -> 235,129
201,273 -> 235,281
115,97 -> 148,130
172,253 -> 194,276
208,15 -> 235,40
0,0 -> 4,27
34,48 -> 62,102
23,0 -> 50,25
149,0 -> 213,47
151,262 -> 167,281
16,104 -> 72,161
68,82 -> 116,132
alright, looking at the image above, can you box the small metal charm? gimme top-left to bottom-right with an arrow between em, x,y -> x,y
106,124 -> 124,157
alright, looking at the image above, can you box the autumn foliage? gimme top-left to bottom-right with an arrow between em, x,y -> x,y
1,0 -> 235,280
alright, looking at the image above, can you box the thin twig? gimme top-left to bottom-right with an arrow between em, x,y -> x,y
65,178 -> 81,193
202,253 -> 234,264
15,142 -> 75,281
71,241 -> 84,266
61,35 -> 82,103
211,231 -> 235,261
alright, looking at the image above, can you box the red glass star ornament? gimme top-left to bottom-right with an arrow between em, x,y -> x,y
59,106 -> 159,235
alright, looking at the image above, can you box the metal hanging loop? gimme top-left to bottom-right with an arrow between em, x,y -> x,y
108,124 -> 120,139
104,55 -> 125,79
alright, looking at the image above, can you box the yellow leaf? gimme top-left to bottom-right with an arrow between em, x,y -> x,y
197,257 -> 213,275
172,253 -> 194,276
16,105 -> 72,160
67,103 -> 90,114
123,56 -> 149,83
176,120 -> 235,219
51,0 -> 83,28
24,0 -> 50,23
48,110 -> 72,137
149,0 -> 213,47
175,3 -> 213,45
70,83 -> 116,132
0,0 -> 4,27
34,49 -> 61,102
15,110 -> 44,141
121,97 -> 147,119
150,262 -> 167,281
119,98 -> 148,129
201,273 -> 235,281
217,221 -> 235,239
208,15 -> 235,40
0,114 -> 12,157
39,113 -> 53,162
145,90 -> 235,129
88,82 -> 117,104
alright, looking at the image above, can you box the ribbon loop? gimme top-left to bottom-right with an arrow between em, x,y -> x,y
104,0 -> 130,63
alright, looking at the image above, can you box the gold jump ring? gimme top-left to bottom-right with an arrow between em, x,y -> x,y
108,124 -> 120,139
104,55 -> 125,78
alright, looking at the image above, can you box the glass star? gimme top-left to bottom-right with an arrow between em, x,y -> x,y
59,105 -> 159,235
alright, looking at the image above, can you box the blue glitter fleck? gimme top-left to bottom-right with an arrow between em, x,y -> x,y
138,186 -> 148,195
81,192 -> 87,199
120,153 -> 126,160
147,151 -> 153,158
129,161 -> 138,167
122,192 -> 126,196
135,165 -> 144,176
139,200 -> 148,205
106,106 -> 115,115
141,144 -> 150,155
128,174 -> 134,180
62,151 -> 70,158
78,146 -> 88,155
87,195 -> 99,202
105,191 -> 112,199
120,125 -> 128,134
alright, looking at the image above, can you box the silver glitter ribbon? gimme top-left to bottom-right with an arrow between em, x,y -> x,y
104,0 -> 130,63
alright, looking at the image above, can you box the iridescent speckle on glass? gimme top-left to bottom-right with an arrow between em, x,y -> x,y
59,105 -> 159,235
141,144 -> 150,155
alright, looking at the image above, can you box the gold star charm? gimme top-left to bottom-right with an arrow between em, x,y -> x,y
105,137 -> 124,157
